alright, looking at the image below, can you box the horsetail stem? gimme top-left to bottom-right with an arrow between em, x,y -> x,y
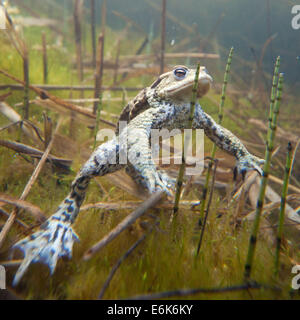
196,47 -> 233,255
93,93 -> 103,151
267,56 -> 280,142
274,142 -> 293,277
172,63 -> 200,217
244,69 -> 284,281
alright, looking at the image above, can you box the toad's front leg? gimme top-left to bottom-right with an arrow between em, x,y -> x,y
126,128 -> 174,195
194,105 -> 264,176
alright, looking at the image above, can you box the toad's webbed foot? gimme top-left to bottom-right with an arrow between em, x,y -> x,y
234,154 -> 265,180
141,169 -> 175,196
12,215 -> 79,286
157,169 -> 176,190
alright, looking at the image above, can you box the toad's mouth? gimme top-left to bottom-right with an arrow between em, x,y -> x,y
165,73 -> 213,97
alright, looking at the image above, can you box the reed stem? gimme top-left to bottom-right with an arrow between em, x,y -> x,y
267,56 -> 280,142
244,69 -> 283,281
196,47 -> 233,254
274,142 -> 293,277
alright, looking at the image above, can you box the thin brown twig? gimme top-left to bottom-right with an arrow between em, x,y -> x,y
80,199 -> 201,212
196,159 -> 218,255
0,118 -> 62,249
83,190 -> 165,260
93,34 -> 104,114
0,83 -> 143,92
160,0 -> 166,74
0,139 -> 72,169
126,282 -> 280,300
0,194 -> 45,221
0,69 -> 116,128
98,222 -> 158,299
0,208 -> 29,229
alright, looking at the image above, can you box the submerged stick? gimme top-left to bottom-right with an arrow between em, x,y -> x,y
101,0 -> 107,36
172,63 -> 200,217
113,39 -> 121,85
196,159 -> 218,255
274,142 -> 293,276
244,69 -> 283,281
0,139 -> 72,168
0,118 -> 62,249
0,83 -> 143,92
127,282 -> 279,300
0,69 -> 116,128
196,47 -> 233,236
0,208 -> 29,229
74,0 -> 84,84
93,34 -> 104,114
42,32 -> 48,84
90,0 -> 96,68
83,190 -> 165,260
93,93 -> 102,150
23,48 -> 30,120
0,194 -> 45,222
98,223 -> 157,299
43,112 -> 52,150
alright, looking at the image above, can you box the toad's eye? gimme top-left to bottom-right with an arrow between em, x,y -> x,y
174,67 -> 188,80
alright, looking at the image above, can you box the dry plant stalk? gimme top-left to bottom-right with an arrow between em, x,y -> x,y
42,32 -> 48,84
43,112 -> 52,150
0,118 -> 62,249
90,0 -> 96,68
83,190 -> 165,260
101,0 -> 107,35
0,193 -> 45,221
127,282 -> 279,300
113,39 -> 121,85
4,8 -> 30,119
0,139 -> 72,168
0,69 -> 116,128
93,34 -> 105,114
196,159 -> 219,255
0,83 -> 143,93
73,0 -> 84,83
98,222 -> 157,299
160,0 -> 166,74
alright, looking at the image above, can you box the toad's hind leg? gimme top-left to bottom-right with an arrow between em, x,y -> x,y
12,139 -> 123,286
